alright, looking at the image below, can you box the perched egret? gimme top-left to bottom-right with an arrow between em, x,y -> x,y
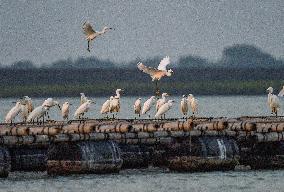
20,96 -> 33,122
80,93 -> 88,105
42,98 -> 61,119
141,96 -> 156,118
109,89 -> 123,117
187,94 -> 198,116
62,102 -> 71,120
133,98 -> 142,117
82,22 -> 114,52
101,96 -> 113,118
156,93 -> 169,112
155,100 -> 175,119
137,56 -> 173,95
267,87 -> 280,116
180,95 -> 188,117
74,100 -> 94,119
5,102 -> 22,123
27,106 -> 49,123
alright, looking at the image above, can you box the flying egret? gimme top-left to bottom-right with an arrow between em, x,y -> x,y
134,98 -> 142,117
74,100 -> 95,119
109,89 -> 123,118
187,94 -> 198,116
20,96 -> 33,122
156,93 -> 169,112
42,98 -> 61,119
101,96 -> 113,118
80,93 -> 88,105
82,22 -> 114,52
27,106 -> 49,123
155,100 -> 175,119
5,101 -> 22,123
137,56 -> 173,95
278,85 -> 284,97
141,96 -> 156,118
267,87 -> 280,116
180,95 -> 188,117
62,102 -> 71,120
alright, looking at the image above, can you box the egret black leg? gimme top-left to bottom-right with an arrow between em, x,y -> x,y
87,40 -> 90,52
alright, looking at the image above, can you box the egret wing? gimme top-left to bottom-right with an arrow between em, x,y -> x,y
278,89 -> 284,97
83,22 -> 96,35
157,56 -> 170,71
137,62 -> 157,76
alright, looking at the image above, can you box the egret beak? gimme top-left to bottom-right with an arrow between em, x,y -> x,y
109,28 -> 114,30
11,101 -> 16,104
69,103 -> 73,105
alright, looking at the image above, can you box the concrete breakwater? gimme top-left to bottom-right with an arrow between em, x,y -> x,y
1,116 -> 284,177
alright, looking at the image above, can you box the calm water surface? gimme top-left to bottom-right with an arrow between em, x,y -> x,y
0,96 -> 283,192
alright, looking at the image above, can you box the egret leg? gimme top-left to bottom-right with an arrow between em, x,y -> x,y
87,40 -> 90,52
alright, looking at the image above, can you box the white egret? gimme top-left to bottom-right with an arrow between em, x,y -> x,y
101,96 -> 113,117
42,98 -> 61,119
27,106 -> 49,122
278,85 -> 284,97
80,93 -> 88,105
62,102 -> 71,120
74,100 -> 95,119
109,89 -> 123,117
156,93 -> 169,111
180,95 -> 188,117
82,22 -> 114,52
187,94 -> 198,116
137,56 -> 173,95
141,96 -> 156,118
5,102 -> 22,123
267,87 -> 280,116
20,96 -> 33,122
134,98 -> 142,117
155,100 -> 175,119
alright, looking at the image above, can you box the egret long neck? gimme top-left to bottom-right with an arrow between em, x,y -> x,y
115,91 -> 120,98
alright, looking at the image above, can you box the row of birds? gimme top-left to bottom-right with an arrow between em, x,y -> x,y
4,89 -> 199,123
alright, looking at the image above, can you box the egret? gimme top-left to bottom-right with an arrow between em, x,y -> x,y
278,85 -> 284,97
62,102 -> 71,120
27,106 -> 49,123
155,100 -> 175,119
101,96 -> 113,118
5,102 -> 22,123
156,93 -> 169,112
134,98 -> 142,117
80,93 -> 88,105
187,94 -> 198,116
42,98 -> 61,119
137,56 -> 173,95
109,89 -> 123,118
267,87 -> 280,116
180,95 -> 188,117
74,100 -> 95,119
141,96 -> 156,118
20,96 -> 33,122
82,22 -> 114,52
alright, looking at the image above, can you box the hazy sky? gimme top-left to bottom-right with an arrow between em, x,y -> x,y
0,0 -> 283,66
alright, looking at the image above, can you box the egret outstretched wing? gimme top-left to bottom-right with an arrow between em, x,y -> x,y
83,22 -> 96,36
137,62 -> 157,76
157,56 -> 170,71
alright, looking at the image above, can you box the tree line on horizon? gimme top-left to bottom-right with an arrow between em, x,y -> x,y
1,44 -> 283,69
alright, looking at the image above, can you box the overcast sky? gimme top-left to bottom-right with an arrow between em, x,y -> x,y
0,0 -> 283,66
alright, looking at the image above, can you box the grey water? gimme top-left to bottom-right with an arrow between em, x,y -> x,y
0,95 -> 284,192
